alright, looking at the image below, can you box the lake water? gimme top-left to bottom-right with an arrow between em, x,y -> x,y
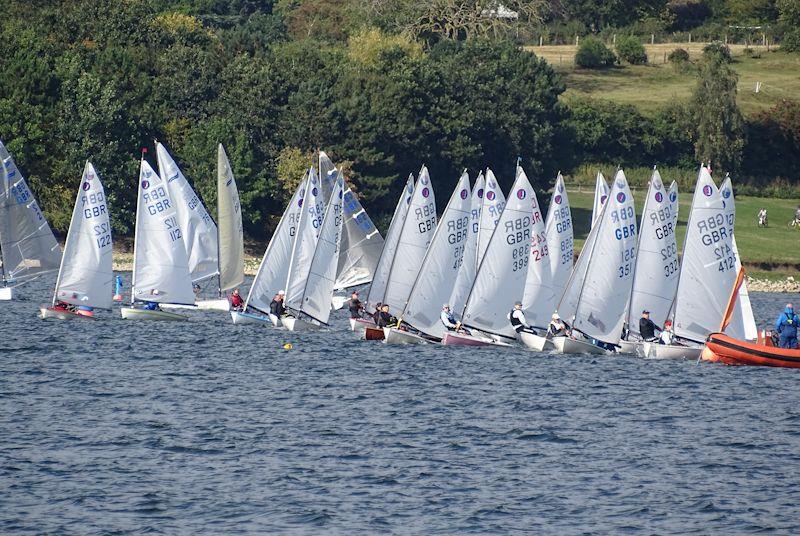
2,275 -> 800,534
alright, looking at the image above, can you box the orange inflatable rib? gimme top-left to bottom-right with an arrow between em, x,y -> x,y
702,332 -> 800,368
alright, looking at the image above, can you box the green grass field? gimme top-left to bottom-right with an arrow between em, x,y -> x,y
566,188 -> 800,270
524,43 -> 800,116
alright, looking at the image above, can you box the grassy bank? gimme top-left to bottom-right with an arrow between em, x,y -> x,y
524,43 -> 800,116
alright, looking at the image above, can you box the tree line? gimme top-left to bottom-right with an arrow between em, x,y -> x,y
0,1 -> 797,237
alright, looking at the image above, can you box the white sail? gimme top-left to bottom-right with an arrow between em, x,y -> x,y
591,171 -> 609,229
336,186 -> 384,290
131,160 -> 195,305
449,171 -> 484,315
557,208 -> 601,324
0,140 -> 61,284
365,174 -> 414,313
216,144 -> 245,291
285,168 -> 325,311
53,162 -> 113,309
520,181 -> 552,330
382,166 -> 437,315
298,174 -> 345,324
565,170 -> 637,344
318,151 -> 337,203
544,173 -> 573,316
462,167 -> 536,339
156,142 -> 218,284
673,167 -> 737,343
719,176 -> 757,340
626,170 -> 679,334
245,180 -> 305,314
477,168 -> 507,262
403,172 -> 472,338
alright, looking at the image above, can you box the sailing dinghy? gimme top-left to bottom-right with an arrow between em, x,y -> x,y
121,158 -> 195,320
643,167 -> 737,359
618,169 -> 678,355
232,177 -> 306,326
214,144 -> 245,309
378,166 -> 437,344
41,162 -> 112,319
386,172 -> 471,344
0,140 -> 61,300
282,173 -> 344,331
455,166 -> 537,347
552,170 -> 638,354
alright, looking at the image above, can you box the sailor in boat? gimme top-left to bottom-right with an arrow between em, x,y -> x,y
548,313 -> 568,337
440,304 -> 470,334
508,301 -> 538,335
269,290 -> 286,317
230,288 -> 244,311
193,284 -> 202,298
659,320 -> 675,345
348,291 -> 364,319
54,300 -> 77,313
372,302 -> 383,324
376,304 -> 396,328
775,304 -> 799,349
639,310 -> 662,342
143,289 -> 162,311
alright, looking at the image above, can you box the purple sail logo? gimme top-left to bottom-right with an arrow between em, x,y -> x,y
517,189 -> 527,200
298,198 -> 304,207
486,191 -> 496,201
616,192 -> 626,203
670,191 -> 677,203
554,194 -> 562,205
722,188 -> 731,199
702,184 -> 713,197
460,189 -> 468,199
600,194 -> 607,204
421,187 -> 430,198
312,187 -> 318,197
141,180 -> 150,190
82,182 -> 91,191
655,191 -> 663,203
477,188 -> 484,198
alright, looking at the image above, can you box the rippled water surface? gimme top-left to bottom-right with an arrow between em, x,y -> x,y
2,275 -> 800,534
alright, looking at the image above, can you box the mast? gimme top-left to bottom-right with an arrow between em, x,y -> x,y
130,151 -> 146,306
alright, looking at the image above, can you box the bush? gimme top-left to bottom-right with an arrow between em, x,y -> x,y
574,37 -> 616,69
782,29 -> 800,53
668,48 -> 690,63
616,36 -> 648,64
702,41 -> 732,63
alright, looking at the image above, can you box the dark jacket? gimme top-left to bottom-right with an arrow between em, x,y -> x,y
270,298 -> 286,316
639,317 -> 660,340
376,311 -> 393,328
348,298 -> 363,318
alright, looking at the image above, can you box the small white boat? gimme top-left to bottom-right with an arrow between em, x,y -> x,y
519,331 -> 553,351
551,336 -> 609,355
163,298 -> 230,312
282,315 -> 323,332
121,307 -> 187,321
230,310 -> 271,325
442,331 -> 511,347
332,295 -> 347,310
0,287 -> 14,300
642,342 -> 702,360
384,327 -> 431,345
39,307 -> 92,320
349,317 -> 376,332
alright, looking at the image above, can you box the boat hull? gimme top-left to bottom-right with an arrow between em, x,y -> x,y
518,332 -> 553,351
702,333 -> 800,368
551,336 -> 609,355
442,331 -> 512,347
230,310 -> 271,325
163,298 -> 230,312
0,287 -> 14,300
350,318 -> 376,332
384,328 -> 431,345
40,307 -> 87,320
642,342 -> 702,360
120,307 -> 187,321
331,295 -> 347,310
364,326 -> 385,341
282,316 -> 323,332
618,340 -> 644,356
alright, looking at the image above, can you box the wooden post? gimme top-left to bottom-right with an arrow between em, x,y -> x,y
689,33 -> 692,43
651,33 -> 655,44
725,34 -> 728,44
763,33 -> 766,46
576,35 -> 580,46
613,34 -> 616,45
539,35 -> 543,46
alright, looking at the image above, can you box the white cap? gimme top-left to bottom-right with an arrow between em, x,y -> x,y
552,312 -> 560,320
278,290 -> 285,295
442,303 -> 450,309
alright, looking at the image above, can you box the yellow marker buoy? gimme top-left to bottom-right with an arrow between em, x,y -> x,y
283,343 -> 293,350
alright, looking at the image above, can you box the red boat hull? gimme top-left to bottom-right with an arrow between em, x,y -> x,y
364,327 -> 385,341
702,333 -> 800,368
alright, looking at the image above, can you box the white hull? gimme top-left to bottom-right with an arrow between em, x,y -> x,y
350,318 -> 376,332
121,307 -> 187,321
39,307 -> 89,320
230,310 -> 271,325
282,316 -> 322,332
162,298 -> 230,311
519,332 -> 553,351
618,340 -> 645,356
331,295 -> 347,310
552,336 -> 609,355
0,287 -> 14,300
643,342 -> 702,360
384,328 -> 431,345
441,331 -> 511,347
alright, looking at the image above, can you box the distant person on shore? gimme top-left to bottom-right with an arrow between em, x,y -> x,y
775,304 -> 799,349
639,310 -> 661,342
270,290 -> 286,317
758,208 -> 768,227
508,301 -> 537,335
230,288 -> 244,311
348,291 -> 364,319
